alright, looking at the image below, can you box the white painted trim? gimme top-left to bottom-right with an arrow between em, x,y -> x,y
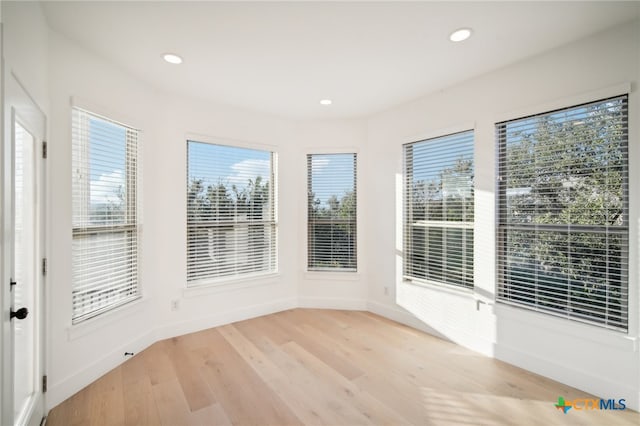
66,297 -> 152,341
366,300 -> 445,336
183,273 -> 281,298
403,122 -> 476,147
48,296 -> 297,410
496,341 -> 640,411
70,96 -> 140,131
298,297 -> 367,311
494,303 -> 637,351
303,146 -> 361,155
185,132 -> 278,153
157,297 -> 297,341
47,329 -> 156,410
303,271 -> 361,281
493,82 -> 631,124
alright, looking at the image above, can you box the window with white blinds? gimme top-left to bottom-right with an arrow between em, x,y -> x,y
404,131 -> 474,289
187,141 -> 277,284
71,108 -> 140,323
497,95 -> 628,331
307,153 -> 357,271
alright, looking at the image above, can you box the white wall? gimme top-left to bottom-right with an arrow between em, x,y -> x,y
45,29 -> 306,408
365,20 -> 640,410
6,1 -> 639,414
2,1 -> 49,111
294,119 -> 369,309
1,2 -> 49,424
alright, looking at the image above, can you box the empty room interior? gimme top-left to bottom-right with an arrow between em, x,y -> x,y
2,1 -> 640,425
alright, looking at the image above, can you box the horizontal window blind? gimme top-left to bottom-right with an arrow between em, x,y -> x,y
307,153 -> 357,271
72,108 -> 140,323
404,131 -> 474,289
187,141 -> 276,284
497,95 -> 628,331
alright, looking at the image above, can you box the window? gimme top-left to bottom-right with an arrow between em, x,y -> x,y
187,141 -> 276,284
497,95 -> 628,331
403,131 -> 474,288
71,108 -> 140,323
307,153 -> 357,271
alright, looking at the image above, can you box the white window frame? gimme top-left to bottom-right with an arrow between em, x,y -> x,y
306,152 -> 357,272
403,130 -> 475,290
71,106 -> 141,324
186,138 -> 278,287
495,94 -> 629,332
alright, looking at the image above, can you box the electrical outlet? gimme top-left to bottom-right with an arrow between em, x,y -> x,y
384,286 -> 389,296
171,299 -> 180,311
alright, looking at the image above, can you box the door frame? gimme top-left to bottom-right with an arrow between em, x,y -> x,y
1,62 -> 47,426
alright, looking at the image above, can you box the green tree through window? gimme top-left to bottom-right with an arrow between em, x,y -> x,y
307,153 -> 357,270
497,95 -> 628,331
404,130 -> 474,289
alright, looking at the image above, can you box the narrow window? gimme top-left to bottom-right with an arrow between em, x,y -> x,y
71,108 -> 140,323
307,153 -> 357,271
404,131 -> 474,289
496,95 -> 628,331
187,141 -> 277,284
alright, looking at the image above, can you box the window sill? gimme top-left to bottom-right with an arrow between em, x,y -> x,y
66,296 -> 151,341
183,272 -> 281,298
495,302 -> 636,350
304,270 -> 361,281
402,277 -> 475,296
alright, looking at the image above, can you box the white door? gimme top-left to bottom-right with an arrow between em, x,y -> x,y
2,71 -> 47,426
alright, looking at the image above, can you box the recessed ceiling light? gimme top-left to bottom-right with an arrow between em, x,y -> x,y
320,99 -> 332,106
449,28 -> 472,42
163,53 -> 183,64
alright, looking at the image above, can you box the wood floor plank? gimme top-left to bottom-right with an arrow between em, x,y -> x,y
199,328 -> 303,426
218,323 -> 340,425
269,310 -> 365,380
121,355 -> 162,426
281,340 -> 413,425
150,378 -> 193,426
190,403 -> 233,426
45,309 -> 640,426
141,341 -> 177,386
87,368 -> 125,426
164,337 -> 217,412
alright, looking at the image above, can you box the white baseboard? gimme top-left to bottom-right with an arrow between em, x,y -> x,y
47,329 -> 156,409
496,342 -> 640,412
157,297 -> 297,341
297,296 -> 368,310
46,297 -> 640,414
368,301 -> 640,412
46,297 -> 296,410
366,300 -> 449,341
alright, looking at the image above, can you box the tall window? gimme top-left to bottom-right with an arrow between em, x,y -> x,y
187,141 -> 276,284
307,153 -> 357,271
404,131 -> 474,288
71,108 -> 139,323
497,95 -> 628,331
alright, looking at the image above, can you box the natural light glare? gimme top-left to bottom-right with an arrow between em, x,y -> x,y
320,99 -> 332,106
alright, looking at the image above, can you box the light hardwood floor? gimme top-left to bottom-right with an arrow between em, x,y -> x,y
46,309 -> 639,425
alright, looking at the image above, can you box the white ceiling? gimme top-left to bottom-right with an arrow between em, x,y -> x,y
41,1 -> 639,120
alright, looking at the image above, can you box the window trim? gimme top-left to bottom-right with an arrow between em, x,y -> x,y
495,94 -> 630,332
306,152 -> 358,272
185,137 -> 278,287
70,104 -> 142,324
403,129 -> 475,290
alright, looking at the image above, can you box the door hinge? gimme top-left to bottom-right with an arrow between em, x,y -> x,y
42,258 -> 47,276
42,141 -> 47,159
42,375 -> 48,393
